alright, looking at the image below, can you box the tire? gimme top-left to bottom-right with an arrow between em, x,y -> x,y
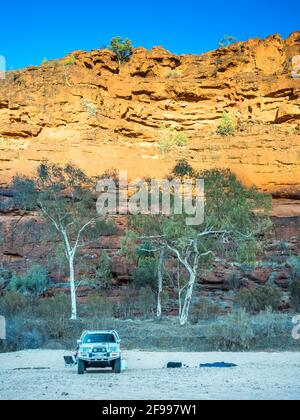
77,359 -> 85,374
113,357 -> 121,373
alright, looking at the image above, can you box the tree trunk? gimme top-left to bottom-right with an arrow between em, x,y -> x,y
156,248 -> 164,319
179,271 -> 196,326
69,257 -> 77,320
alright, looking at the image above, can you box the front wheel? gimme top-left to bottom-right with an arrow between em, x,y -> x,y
77,359 -> 86,374
113,357 -> 121,373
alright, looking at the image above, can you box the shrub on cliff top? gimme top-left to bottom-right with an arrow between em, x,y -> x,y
108,37 -> 133,64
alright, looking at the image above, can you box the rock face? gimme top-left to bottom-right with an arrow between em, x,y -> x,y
0,32 -> 300,196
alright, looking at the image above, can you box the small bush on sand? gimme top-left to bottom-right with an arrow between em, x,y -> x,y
206,308 -> 290,351
217,111 -> 235,136
206,309 -> 254,350
36,294 -> 72,339
2,316 -> 44,351
8,265 -> 51,297
235,286 -> 280,314
289,279 -> 300,312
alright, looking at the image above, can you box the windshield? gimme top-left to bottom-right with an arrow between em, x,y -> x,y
83,333 -> 116,344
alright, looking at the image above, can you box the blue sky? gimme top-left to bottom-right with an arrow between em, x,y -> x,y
0,0 -> 299,70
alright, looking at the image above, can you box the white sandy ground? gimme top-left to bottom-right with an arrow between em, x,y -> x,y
0,350 -> 299,400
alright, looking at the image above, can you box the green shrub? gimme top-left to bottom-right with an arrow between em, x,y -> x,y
235,286 -> 281,314
0,291 -> 30,317
166,70 -> 181,78
36,294 -> 72,339
108,37 -> 133,64
158,126 -> 187,154
8,265 -> 51,297
132,257 -> 157,290
190,297 -> 219,323
217,112 -> 235,136
206,309 -> 254,350
238,240 -> 260,264
287,256 -> 300,279
289,279 -> 300,312
206,308 -> 290,351
175,132 -> 187,147
90,251 -> 113,291
82,295 -> 114,319
219,35 -> 237,48
136,286 -> 156,317
136,241 -> 156,259
82,100 -> 97,117
0,264 -> 10,288
2,316 -> 44,352
251,309 -> 290,346
64,55 -> 76,66
172,159 -> 194,178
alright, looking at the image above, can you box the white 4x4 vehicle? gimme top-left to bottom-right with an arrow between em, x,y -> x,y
76,330 -> 122,374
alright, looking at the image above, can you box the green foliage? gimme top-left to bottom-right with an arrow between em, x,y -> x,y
41,57 -> 48,65
172,159 -> 194,178
287,256 -> 300,279
132,257 -> 157,290
136,241 -> 156,259
90,251 -> 113,292
238,240 -> 261,264
289,279 -> 300,312
136,286 -> 156,317
190,297 -> 220,323
200,168 -> 271,237
206,308 -> 290,351
0,291 -> 30,317
108,37 -> 133,64
13,163 -> 112,249
36,294 -> 72,339
8,265 -> 51,297
217,111 -> 235,136
81,295 -> 114,319
0,264 -> 9,288
219,35 -> 237,48
82,99 -> 97,117
158,126 -> 187,154
175,132 -> 187,147
206,309 -> 254,350
166,69 -> 181,78
64,55 -> 76,66
235,286 -> 281,314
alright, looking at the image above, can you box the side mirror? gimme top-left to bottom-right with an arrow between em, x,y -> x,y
77,340 -> 82,345
117,339 -> 121,343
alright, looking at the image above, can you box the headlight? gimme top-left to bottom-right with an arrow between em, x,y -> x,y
110,348 -> 117,352
79,347 -> 90,353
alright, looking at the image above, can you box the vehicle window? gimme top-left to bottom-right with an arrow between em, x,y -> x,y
83,333 -> 116,343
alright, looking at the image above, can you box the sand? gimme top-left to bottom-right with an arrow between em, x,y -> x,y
0,349 -> 299,400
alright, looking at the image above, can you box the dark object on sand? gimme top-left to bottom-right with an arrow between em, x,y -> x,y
199,362 -> 237,368
64,356 -> 77,367
167,362 -> 183,368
